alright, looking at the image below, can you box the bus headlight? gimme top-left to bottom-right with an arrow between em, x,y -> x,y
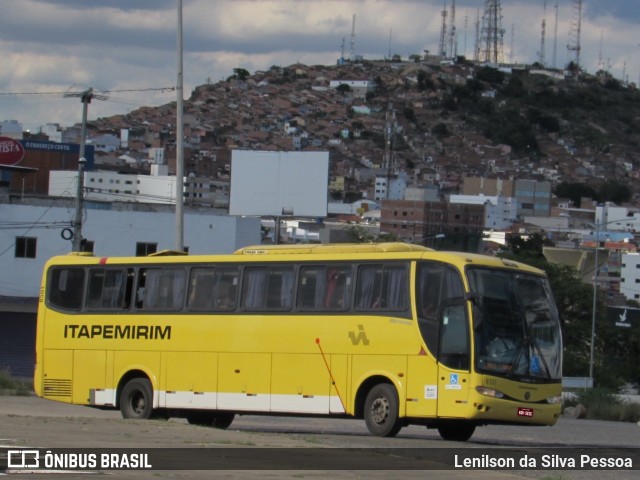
546,395 -> 562,404
476,386 -> 505,399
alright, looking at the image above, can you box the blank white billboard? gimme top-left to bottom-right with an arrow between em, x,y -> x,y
229,150 -> 329,217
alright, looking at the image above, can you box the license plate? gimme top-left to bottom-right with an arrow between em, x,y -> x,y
517,407 -> 534,417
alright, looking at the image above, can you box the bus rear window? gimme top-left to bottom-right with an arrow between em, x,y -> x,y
48,267 -> 85,311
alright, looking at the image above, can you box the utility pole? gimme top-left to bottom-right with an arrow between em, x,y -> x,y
64,87 -> 106,251
175,0 -> 185,252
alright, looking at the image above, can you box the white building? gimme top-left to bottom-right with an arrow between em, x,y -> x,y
88,134 -> 120,153
49,170 -> 178,205
0,198 -> 261,298
0,120 -> 23,139
620,253 -> 640,302
148,148 -> 165,164
328,80 -> 375,98
42,123 -> 63,143
374,173 -> 407,201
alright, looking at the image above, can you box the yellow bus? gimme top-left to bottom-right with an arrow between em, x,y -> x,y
34,242 -> 562,441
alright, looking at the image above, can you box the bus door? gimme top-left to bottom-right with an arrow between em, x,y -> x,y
413,262 -> 470,418
436,301 -> 471,417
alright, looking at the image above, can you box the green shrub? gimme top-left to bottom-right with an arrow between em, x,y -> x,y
0,368 -> 32,396
570,387 -> 640,423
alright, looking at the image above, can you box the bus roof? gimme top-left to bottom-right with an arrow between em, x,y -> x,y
43,243 -> 545,276
234,242 -> 433,255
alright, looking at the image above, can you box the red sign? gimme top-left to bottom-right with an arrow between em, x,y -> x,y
0,136 -> 25,166
517,407 -> 534,418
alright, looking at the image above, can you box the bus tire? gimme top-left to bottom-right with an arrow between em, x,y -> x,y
436,421 -> 476,442
187,411 -> 235,429
363,383 -> 403,437
212,412 -> 235,429
120,378 -> 154,420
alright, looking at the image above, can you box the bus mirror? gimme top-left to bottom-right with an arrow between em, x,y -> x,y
472,304 -> 483,331
465,292 -> 480,304
466,293 -> 482,330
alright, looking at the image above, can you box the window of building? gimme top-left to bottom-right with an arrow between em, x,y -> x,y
136,242 -> 157,256
15,237 -> 37,258
81,240 -> 94,253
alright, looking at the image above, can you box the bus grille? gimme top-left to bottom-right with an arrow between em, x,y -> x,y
43,379 -> 72,398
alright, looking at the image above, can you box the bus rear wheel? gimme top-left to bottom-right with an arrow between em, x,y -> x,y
120,378 -> 153,420
186,411 -> 235,429
363,383 -> 403,437
436,421 -> 476,442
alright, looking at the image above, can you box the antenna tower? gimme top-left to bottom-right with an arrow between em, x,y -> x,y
597,31 -> 604,71
448,0 -> 457,59
567,0 -> 582,67
538,0 -> 547,66
473,8 -> 481,62
439,0 -> 448,57
479,0 -> 505,64
463,15 -> 469,58
350,14 -> 356,61
552,1 -> 559,68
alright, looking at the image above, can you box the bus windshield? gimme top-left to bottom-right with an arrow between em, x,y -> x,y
467,267 -> 562,383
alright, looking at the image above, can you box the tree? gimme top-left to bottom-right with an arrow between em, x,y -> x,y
336,83 -> 351,95
235,68 -> 250,80
598,180 -> 631,204
475,66 -> 505,85
554,182 -> 598,207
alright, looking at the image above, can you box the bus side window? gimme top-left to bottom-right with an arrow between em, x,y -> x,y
242,266 -> 294,311
266,268 -> 294,310
187,268 -> 216,310
325,267 -> 351,310
137,268 -> 186,310
355,264 -> 407,311
211,268 -> 239,311
297,267 -> 321,310
86,268 -> 131,310
48,267 -> 85,311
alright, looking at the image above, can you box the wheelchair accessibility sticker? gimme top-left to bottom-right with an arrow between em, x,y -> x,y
445,373 -> 462,390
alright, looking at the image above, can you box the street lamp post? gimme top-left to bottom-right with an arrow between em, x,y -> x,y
589,222 -> 600,382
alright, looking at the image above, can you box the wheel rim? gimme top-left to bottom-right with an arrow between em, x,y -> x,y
131,391 -> 146,415
370,395 -> 389,425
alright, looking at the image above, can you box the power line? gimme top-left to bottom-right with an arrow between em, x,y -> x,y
0,87 -> 174,97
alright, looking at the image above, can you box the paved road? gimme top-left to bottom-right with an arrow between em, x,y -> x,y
0,396 -> 638,479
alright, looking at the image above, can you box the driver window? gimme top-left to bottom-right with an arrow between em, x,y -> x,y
439,303 -> 470,370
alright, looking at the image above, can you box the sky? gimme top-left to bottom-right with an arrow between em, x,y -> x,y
1,0 -> 638,133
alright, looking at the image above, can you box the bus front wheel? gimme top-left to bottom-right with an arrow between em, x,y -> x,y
363,383 -> 403,437
120,378 -> 154,420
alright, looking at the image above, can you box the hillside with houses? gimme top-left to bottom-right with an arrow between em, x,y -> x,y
78,59 -> 640,204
